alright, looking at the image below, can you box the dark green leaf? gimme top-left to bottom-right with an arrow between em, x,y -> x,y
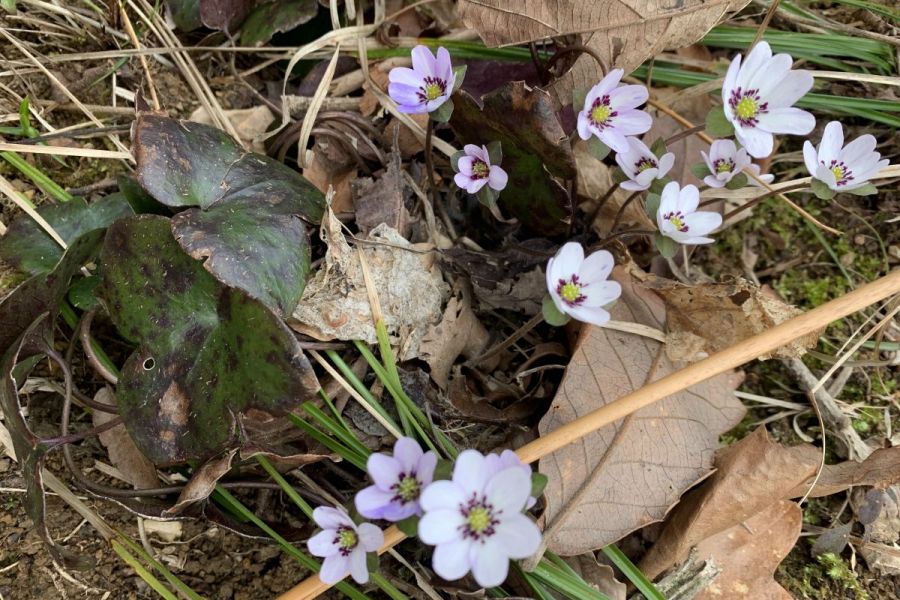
542,296 -> 570,327
117,174 -> 170,216
705,105 -> 733,138
240,0 -> 318,46
724,173 -> 748,190
450,149 -> 466,172
100,215 -> 319,466
572,88 -> 587,112
811,178 -> 835,200
486,140 -> 503,165
133,115 -> 325,314
649,137 -> 667,157
648,178 -> 669,194
846,183 -> 877,196
200,0 -> 253,31
165,0 -> 202,31
691,163 -> 711,180
396,515 -> 420,537
431,98 -> 454,123
451,83 -> 576,234
67,275 -> 101,310
531,472 -> 548,498
654,233 -> 678,258
587,136 -> 611,161
452,65 -> 467,92
644,193 -> 661,221
475,185 -> 498,207
434,458 -> 454,481
0,195 -> 132,276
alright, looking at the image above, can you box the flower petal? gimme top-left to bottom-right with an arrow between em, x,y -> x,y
601,128 -> 630,154
349,548 -> 369,584
453,449 -> 489,497
816,163 -> 838,189
734,126 -> 773,159
611,110 -> 653,136
580,280 -> 622,308
586,69 -> 623,106
435,46 -> 453,80
658,181 -> 680,220
419,509 -> 465,544
677,184 -> 701,213
417,451 -> 438,487
551,242 -> 585,278
388,67 -> 424,88
816,121 -> 844,164
411,45 -> 436,77
307,530 -> 339,557
757,107 -> 815,135
313,506 -> 352,530
579,249 -> 615,283
393,437 -> 424,474
576,111 -> 591,140
620,180 -> 648,192
465,178 -> 488,194
608,84 -> 648,110
367,453 -> 401,490
485,467 -> 531,513
488,166 -> 508,191
356,523 -> 384,552
493,513 -> 542,559
839,133 -> 876,166
736,41 -> 772,90
454,172 -> 471,189
355,485 -> 395,520
420,480 -> 466,512
750,53 -> 792,97
764,69 -> 813,109
657,152 -> 675,177
704,174 -> 726,188
387,82 -> 424,106
319,554 -> 350,585
802,140 -> 819,177
683,211 -> 722,236
471,540 -> 511,588
722,53 -> 742,114
432,539 -> 472,582
566,305 -> 612,327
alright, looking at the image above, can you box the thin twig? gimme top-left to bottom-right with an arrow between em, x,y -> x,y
610,190 -> 642,232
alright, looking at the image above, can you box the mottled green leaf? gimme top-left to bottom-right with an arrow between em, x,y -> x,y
100,215 -> 319,466
705,105 -> 733,138
0,195 -> 132,276
724,173 -> 748,190
655,233 -> 678,258
451,82 -> 575,234
132,115 -> 325,314
811,178 -> 835,200
240,0 -> 318,46
165,0 -> 202,31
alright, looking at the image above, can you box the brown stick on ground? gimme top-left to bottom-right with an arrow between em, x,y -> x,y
278,269 -> 900,600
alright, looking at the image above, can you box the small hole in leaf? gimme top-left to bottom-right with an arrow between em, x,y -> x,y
143,357 -> 156,371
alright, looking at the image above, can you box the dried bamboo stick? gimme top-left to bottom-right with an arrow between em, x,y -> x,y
278,269 -> 900,600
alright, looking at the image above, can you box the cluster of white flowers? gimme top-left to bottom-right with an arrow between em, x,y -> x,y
307,438 -> 541,588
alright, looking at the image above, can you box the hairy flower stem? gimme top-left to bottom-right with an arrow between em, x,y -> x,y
720,182 -> 810,221
610,190 -> 643,232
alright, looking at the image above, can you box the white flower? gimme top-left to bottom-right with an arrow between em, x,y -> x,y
418,450 -> 541,588
701,139 -> 774,188
576,69 -> 652,153
802,121 -> 888,192
307,507 -> 384,585
484,449 -> 537,509
355,436 -> 437,521
614,136 -> 675,191
545,242 -> 622,327
454,144 -> 508,195
388,46 -> 455,114
656,182 -> 722,245
722,41 -> 815,158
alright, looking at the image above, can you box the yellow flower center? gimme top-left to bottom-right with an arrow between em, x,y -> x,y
424,82 -> 443,101
735,97 -> 759,120
467,507 -> 491,534
831,165 -> 845,181
338,529 -> 358,549
715,160 -> 733,174
560,282 -> 581,303
396,476 -> 420,502
472,160 -> 489,178
669,215 -> 685,230
591,104 -> 612,124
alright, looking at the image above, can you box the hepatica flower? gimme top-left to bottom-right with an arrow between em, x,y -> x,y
418,450 -> 541,588
307,507 -> 384,584
701,139 -> 773,188
546,242 -> 622,327
355,437 -> 437,521
485,449 -> 536,509
803,121 -> 888,192
722,41 -> 815,158
615,136 -> 675,191
388,45 -> 455,114
656,182 -> 722,245
454,144 -> 508,195
577,69 -> 652,153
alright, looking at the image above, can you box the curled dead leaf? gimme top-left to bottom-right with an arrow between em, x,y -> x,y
419,293 -> 490,389
93,388 -> 160,490
537,268 -> 745,555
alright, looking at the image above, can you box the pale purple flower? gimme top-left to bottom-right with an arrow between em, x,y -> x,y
614,136 -> 675,191
576,69 -> 652,153
454,144 -> 508,195
722,41 -> 815,159
484,450 -> 536,509
656,182 -> 722,245
545,242 -> 622,327
418,449 -> 541,588
388,45 -> 456,114
355,437 -> 437,522
307,506 -> 384,584
802,121 -> 888,192
701,139 -> 773,188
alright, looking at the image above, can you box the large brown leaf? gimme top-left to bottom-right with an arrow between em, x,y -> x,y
458,0 -> 751,103
537,269 -> 745,555
639,427 -> 819,579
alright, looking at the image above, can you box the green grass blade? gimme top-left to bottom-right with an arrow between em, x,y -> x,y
1,151 -> 74,202
602,544 -> 665,600
255,454 -> 314,519
114,536 -> 205,600
111,540 -> 179,600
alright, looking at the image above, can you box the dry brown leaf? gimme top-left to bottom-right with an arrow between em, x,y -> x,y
419,293 -> 490,389
787,445 -> 900,498
640,427 -> 819,579
303,151 -> 356,214
164,448 -> 238,516
563,554 -> 626,600
290,209 -> 448,358
640,275 -> 823,361
574,140 -> 653,235
351,149 -> 412,237
458,0 -> 750,104
93,388 -> 160,490
188,105 -> 274,153
694,500 -> 801,600
537,268 -> 745,555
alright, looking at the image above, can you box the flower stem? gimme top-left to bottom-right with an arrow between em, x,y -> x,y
663,124 -> 705,146
721,182 -> 810,222
424,118 -> 435,196
610,190 -> 642,232
466,312 -> 544,367
596,229 -> 656,248
586,181 -> 620,230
